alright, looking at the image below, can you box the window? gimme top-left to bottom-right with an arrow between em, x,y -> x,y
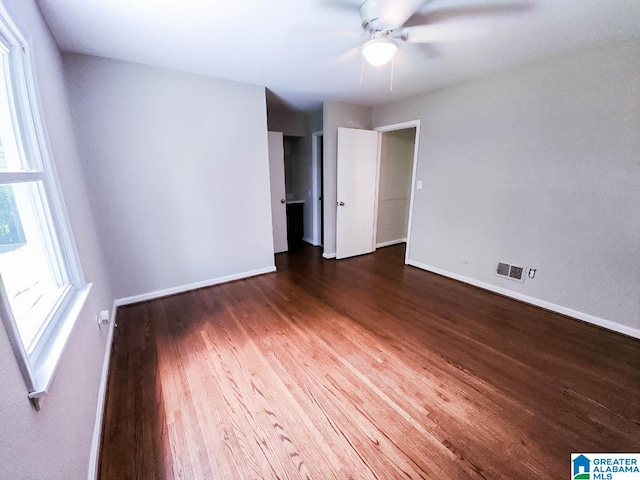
0,4 -> 90,409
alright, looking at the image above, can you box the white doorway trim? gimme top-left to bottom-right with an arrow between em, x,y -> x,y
373,120 -> 421,265
311,130 -> 323,246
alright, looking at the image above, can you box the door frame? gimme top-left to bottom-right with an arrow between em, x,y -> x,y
373,120 -> 421,265
311,130 -> 323,246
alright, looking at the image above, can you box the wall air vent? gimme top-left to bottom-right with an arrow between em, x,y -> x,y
495,262 -> 526,283
496,262 -> 510,276
508,265 -> 524,280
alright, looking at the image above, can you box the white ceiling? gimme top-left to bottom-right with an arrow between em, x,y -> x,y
38,0 -> 640,112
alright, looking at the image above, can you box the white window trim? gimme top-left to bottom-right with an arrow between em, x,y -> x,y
0,2 -> 91,410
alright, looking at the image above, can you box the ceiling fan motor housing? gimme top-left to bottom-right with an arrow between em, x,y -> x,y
361,16 -> 386,35
360,0 -> 390,35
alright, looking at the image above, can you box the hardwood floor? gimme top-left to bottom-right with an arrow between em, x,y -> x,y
100,244 -> 640,479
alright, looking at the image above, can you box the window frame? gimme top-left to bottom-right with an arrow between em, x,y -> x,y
0,3 -> 91,410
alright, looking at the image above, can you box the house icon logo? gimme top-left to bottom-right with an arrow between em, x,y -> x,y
572,454 -> 591,479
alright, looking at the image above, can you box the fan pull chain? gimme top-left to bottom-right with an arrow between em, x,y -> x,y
359,55 -> 365,86
389,56 -> 395,91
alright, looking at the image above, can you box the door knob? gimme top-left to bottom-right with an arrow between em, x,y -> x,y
280,199 -> 285,204
338,202 -> 345,206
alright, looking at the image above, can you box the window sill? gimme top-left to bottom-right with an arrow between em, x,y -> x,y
28,283 -> 93,410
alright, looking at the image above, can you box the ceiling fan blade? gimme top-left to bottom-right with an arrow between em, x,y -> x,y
290,26 -> 363,39
402,22 -> 490,44
323,0 -> 364,13
368,0 -> 431,28
401,40 -> 441,59
421,1 -> 533,23
324,46 -> 363,68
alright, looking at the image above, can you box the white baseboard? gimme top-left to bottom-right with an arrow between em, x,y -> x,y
88,300 -> 119,480
407,259 -> 640,340
115,266 -> 276,307
303,237 -> 322,247
376,238 -> 407,249
322,252 -> 336,259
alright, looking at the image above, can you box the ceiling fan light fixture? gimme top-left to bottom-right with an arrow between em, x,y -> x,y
362,37 -> 397,66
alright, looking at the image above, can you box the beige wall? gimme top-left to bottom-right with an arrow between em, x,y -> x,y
0,1 -> 114,479
376,128 -> 415,245
63,53 -> 275,300
268,108 -> 306,137
373,39 -> 640,331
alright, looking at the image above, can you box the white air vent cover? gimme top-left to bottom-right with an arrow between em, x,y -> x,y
495,262 -> 526,283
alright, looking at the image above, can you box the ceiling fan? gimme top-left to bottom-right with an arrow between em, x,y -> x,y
357,0 -> 434,66
332,0 -> 528,67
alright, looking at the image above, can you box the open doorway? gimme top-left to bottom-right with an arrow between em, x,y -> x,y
374,124 -> 419,258
312,131 -> 324,247
268,132 -> 306,253
283,135 -> 304,249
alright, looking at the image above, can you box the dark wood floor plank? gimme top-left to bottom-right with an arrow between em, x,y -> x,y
220,282 -> 448,479
210,289 -> 390,478
100,244 -> 640,479
249,266 -> 551,478
203,304 -> 317,479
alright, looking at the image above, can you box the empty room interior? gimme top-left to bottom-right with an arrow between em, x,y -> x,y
0,0 -> 639,479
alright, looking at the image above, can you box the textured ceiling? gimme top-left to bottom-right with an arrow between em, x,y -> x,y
38,0 -> 640,111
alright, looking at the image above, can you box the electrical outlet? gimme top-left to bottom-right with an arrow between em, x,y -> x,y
96,309 -> 110,333
98,310 -> 109,324
528,268 -> 536,279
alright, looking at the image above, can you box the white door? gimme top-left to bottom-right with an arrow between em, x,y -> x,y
336,127 -> 379,259
268,131 -> 288,253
